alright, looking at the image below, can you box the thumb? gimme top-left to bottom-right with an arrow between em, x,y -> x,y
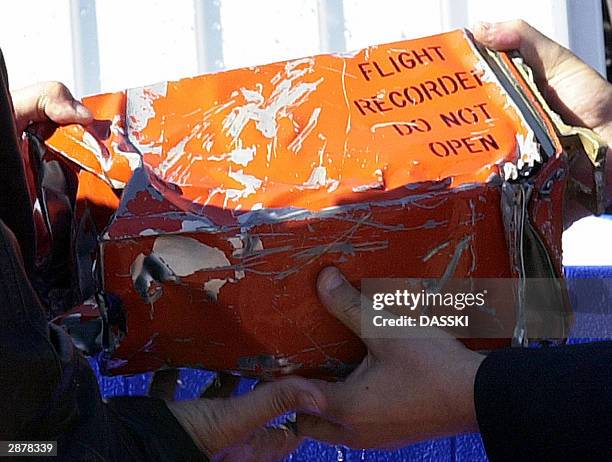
44,93 -> 93,126
12,81 -> 92,133
317,266 -> 365,339
471,20 -> 572,83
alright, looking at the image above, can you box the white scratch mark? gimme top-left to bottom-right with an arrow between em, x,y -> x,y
205,169 -> 264,208
352,182 -> 384,192
222,59 -> 323,141
287,107 -> 321,153
302,166 -> 327,189
340,59 -> 351,159
208,143 -> 256,167
422,241 -> 451,262
370,121 -> 417,133
127,82 -> 167,133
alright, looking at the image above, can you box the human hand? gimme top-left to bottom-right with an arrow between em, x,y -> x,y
167,377 -> 325,461
473,20 -> 612,219
11,81 -> 92,134
296,267 -> 483,448
473,20 -> 612,144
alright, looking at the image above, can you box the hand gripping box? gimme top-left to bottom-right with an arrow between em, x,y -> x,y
26,30 -> 605,378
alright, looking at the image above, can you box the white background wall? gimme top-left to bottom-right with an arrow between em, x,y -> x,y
0,0 -> 605,95
0,0 -> 608,265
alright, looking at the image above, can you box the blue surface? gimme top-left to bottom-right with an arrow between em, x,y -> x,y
92,266 -> 612,461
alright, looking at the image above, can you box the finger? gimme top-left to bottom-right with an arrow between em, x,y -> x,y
45,99 -> 92,125
472,20 -> 523,51
471,20 -> 572,82
211,377 -> 326,447
42,82 -> 93,125
296,413 -> 347,444
220,426 -> 302,462
317,266 -> 365,339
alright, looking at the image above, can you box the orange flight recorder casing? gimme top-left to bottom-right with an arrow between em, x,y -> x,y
26,29 -> 597,379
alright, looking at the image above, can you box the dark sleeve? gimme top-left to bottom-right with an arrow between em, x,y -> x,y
474,341 -> 612,461
0,49 -> 36,272
107,397 -> 209,462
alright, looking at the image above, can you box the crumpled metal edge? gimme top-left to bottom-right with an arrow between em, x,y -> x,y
511,53 -> 608,215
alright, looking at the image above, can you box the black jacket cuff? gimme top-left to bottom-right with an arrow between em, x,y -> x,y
474,342 -> 612,461
107,396 -> 208,462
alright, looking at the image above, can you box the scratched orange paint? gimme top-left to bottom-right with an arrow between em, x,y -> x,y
34,30 -> 570,378
46,30 -> 527,210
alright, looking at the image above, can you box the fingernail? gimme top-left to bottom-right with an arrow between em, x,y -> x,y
473,21 -> 494,41
474,21 -> 491,31
320,267 -> 345,292
76,104 -> 92,120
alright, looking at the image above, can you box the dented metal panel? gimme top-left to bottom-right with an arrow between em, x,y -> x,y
27,30 -> 582,378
